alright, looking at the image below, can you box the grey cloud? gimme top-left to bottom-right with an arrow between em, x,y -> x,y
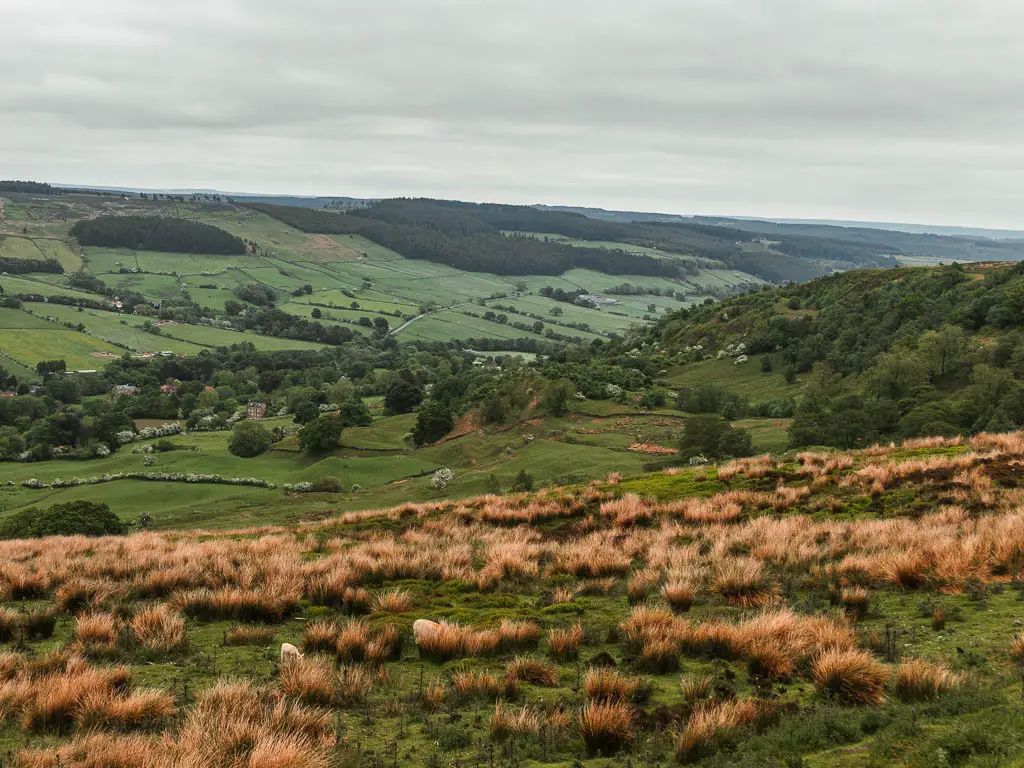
2,0 -> 1024,226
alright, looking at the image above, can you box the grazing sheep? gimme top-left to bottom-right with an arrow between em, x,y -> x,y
413,619 -> 440,644
280,642 -> 303,662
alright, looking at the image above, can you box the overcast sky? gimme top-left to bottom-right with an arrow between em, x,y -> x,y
2,0 -> 1022,227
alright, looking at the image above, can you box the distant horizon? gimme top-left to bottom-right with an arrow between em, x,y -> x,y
43,180 -> 1024,240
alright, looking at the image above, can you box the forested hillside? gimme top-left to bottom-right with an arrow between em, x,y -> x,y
248,198 -> 902,283
245,201 -> 682,277
70,215 -> 247,255
650,262 -> 1024,446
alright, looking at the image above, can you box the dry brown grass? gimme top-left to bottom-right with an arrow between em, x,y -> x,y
335,619 -> 371,662
506,657 -> 559,687
498,619 -> 540,652
225,625 -> 275,646
583,668 -> 649,703
679,674 -> 713,703
74,687 -> 175,731
1010,632 -> 1024,662
279,656 -> 335,706
662,578 -> 697,612
812,648 -> 888,706
73,612 -> 118,653
547,622 -> 584,661
490,701 -> 540,740
712,558 -> 779,608
373,588 -> 414,614
452,670 -> 516,700
895,658 -> 963,701
674,699 -> 776,763
130,604 -> 187,652
335,663 -> 374,704
579,700 -> 634,756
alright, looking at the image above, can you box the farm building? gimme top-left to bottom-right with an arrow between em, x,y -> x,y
246,401 -> 268,420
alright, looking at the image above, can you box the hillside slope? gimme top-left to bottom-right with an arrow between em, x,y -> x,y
647,262 -> 1024,446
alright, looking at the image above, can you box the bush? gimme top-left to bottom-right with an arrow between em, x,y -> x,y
383,379 -> 423,414
413,401 -> 454,446
298,414 -> 343,453
0,501 -> 125,539
337,400 -> 373,427
310,476 -> 343,493
680,415 -> 753,460
229,422 -> 272,459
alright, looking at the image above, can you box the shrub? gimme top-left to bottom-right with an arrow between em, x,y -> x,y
310,475 -> 343,493
298,414 -> 343,453
229,421 -> 272,458
812,648 -> 888,706
413,400 -> 454,446
579,701 -> 634,756
0,500 -> 125,539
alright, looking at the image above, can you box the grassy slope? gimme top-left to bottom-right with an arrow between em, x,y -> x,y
0,438 -> 1022,764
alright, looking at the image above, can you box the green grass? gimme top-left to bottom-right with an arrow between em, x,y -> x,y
0,328 -> 125,371
153,322 -> 328,351
24,303 -> 208,355
660,355 -> 801,401
0,274 -> 101,301
0,307 -> 59,329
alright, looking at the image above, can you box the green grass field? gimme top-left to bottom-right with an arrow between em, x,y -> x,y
0,328 -> 125,371
660,355 -> 801,401
24,303 -> 208,355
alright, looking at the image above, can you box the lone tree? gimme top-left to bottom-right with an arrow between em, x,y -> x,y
229,421 -> 272,458
413,401 -> 454,446
299,414 -> 343,453
540,378 -> 575,416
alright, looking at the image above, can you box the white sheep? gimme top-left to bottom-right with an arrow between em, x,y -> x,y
280,642 -> 303,663
413,619 -> 440,644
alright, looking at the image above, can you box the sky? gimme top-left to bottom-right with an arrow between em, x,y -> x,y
2,0 -> 1023,228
